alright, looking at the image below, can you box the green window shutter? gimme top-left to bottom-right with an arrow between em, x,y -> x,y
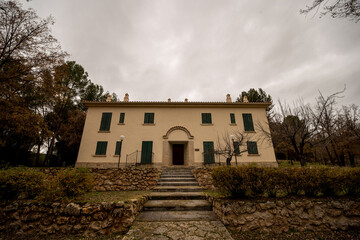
115,141 -> 122,155
233,141 -> 240,155
144,113 -> 154,124
141,141 -> 153,164
95,141 -> 107,155
119,113 -> 125,123
203,141 -> 215,163
230,113 -> 236,124
202,113 -> 212,124
100,113 -> 112,131
247,141 -> 258,154
242,113 -> 254,131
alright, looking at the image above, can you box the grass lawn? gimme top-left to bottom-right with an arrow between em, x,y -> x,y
77,190 -> 151,203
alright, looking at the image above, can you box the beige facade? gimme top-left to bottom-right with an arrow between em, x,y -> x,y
76,95 -> 277,168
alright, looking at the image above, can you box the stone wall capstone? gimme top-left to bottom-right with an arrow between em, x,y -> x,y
208,196 -> 360,233
0,196 -> 148,238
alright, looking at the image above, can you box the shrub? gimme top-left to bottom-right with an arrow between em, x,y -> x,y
38,168 -> 94,202
211,166 -> 360,198
0,168 -> 44,200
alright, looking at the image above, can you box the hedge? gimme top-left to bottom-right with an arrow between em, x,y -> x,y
212,166 -> 360,198
0,168 -> 94,202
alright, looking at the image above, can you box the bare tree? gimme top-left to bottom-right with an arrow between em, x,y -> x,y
300,0 -> 360,22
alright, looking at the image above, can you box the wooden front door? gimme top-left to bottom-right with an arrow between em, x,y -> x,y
173,144 -> 184,165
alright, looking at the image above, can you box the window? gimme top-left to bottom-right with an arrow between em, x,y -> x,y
201,113 -> 212,124
203,141 -> 215,164
233,141 -> 240,155
95,141 -> 107,155
230,113 -> 236,124
141,141 -> 153,164
115,141 -> 122,155
247,141 -> 258,154
242,113 -> 254,131
144,113 -> 154,124
99,113 -> 112,131
119,112 -> 125,124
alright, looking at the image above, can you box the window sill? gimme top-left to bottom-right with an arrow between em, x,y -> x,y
98,131 -> 110,133
244,131 -> 256,133
201,124 -> 214,126
143,123 -> 155,126
118,123 -> 125,125
248,154 -> 260,156
92,154 -> 106,157
229,123 -> 237,126
113,155 -> 122,157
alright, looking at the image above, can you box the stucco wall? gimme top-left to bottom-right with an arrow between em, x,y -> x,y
76,102 -> 277,168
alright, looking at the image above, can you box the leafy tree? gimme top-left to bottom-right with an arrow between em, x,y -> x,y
300,0 -> 360,22
236,88 -> 273,113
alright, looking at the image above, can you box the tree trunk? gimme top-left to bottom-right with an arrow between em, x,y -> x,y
44,136 -> 55,166
325,146 -> 335,165
348,151 -> 355,167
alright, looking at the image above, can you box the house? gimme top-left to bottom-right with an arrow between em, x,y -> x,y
75,94 -> 277,168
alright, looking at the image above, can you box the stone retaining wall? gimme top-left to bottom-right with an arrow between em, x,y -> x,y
41,168 -> 162,191
192,168 -> 215,189
91,168 -> 161,191
0,196 -> 148,238
208,196 -> 360,233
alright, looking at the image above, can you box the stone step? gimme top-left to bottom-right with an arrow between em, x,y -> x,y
157,182 -> 199,186
160,175 -> 195,179
136,211 -> 218,222
149,192 -> 206,200
158,178 -> 196,182
161,172 -> 193,175
153,186 -> 203,192
143,200 -> 212,211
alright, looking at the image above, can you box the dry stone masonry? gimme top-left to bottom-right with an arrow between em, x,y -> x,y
0,197 -> 148,238
192,167 -> 215,189
208,197 -> 360,233
91,168 -> 162,191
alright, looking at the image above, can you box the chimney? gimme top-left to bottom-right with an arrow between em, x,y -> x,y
185,98 -> 188,102
106,94 -> 112,102
168,98 -> 171,102
226,94 -> 232,103
243,95 -> 249,103
123,93 -> 129,102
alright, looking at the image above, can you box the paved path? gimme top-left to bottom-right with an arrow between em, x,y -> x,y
121,167 -> 233,240
122,221 -> 233,240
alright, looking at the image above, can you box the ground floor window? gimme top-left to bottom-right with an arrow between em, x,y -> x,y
141,141 -> 153,164
203,141 -> 215,164
95,141 -> 107,155
247,141 -> 259,154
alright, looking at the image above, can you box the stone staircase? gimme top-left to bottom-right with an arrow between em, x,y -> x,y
122,167 -> 234,239
137,167 -> 217,221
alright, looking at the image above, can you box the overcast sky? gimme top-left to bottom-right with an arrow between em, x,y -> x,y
22,0 -> 360,107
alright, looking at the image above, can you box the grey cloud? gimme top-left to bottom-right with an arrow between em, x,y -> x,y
23,0 -> 360,106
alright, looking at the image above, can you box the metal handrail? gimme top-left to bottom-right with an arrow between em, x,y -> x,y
125,150 -> 154,167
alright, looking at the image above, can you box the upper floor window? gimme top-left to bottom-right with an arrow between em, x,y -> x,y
95,141 -> 107,155
119,112 -> 125,124
144,113 -> 155,124
242,113 -> 254,131
99,113 -> 112,131
201,113 -> 212,124
247,141 -> 258,154
230,113 -> 236,124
